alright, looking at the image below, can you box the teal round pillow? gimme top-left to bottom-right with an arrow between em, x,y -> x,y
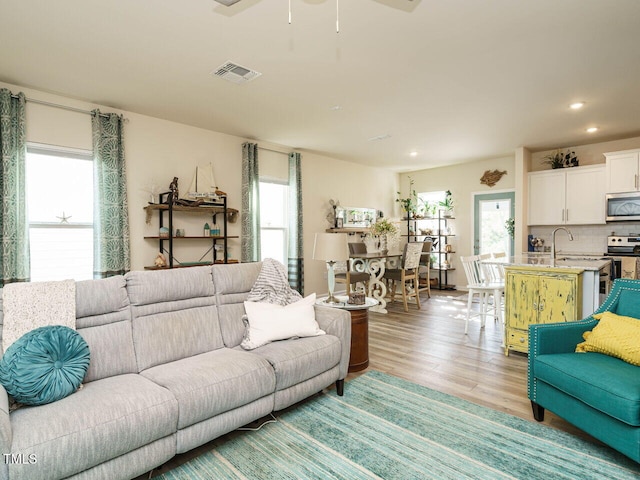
0,325 -> 90,406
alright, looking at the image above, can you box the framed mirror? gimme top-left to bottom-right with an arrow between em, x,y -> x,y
335,207 -> 377,228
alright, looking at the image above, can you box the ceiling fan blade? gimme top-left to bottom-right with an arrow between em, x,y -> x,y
213,0 -> 242,6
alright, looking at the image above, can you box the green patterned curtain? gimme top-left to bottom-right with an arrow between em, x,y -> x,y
92,110 -> 130,278
0,89 -> 29,286
241,142 -> 261,262
288,152 -> 303,294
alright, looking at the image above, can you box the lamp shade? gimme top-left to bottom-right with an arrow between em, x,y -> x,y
313,233 -> 349,262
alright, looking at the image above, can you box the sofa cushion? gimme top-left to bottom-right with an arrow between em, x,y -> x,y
247,335 -> 342,391
8,374 -> 178,480
212,262 -> 262,348
535,352 -> 640,426
576,311 -> 640,366
74,276 -> 138,382
0,326 -> 90,406
140,348 -> 275,430
613,288 -> 640,319
126,267 -> 225,371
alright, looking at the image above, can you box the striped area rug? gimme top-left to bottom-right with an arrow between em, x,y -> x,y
157,371 -> 640,479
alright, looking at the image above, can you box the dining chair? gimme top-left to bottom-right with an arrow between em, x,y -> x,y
418,240 -> 433,298
335,242 -> 370,294
460,254 -> 504,334
485,251 -> 506,282
383,242 -> 424,312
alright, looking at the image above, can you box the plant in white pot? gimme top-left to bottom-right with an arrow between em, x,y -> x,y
439,190 -> 454,217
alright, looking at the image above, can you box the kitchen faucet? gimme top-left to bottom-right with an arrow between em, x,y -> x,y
551,227 -> 574,260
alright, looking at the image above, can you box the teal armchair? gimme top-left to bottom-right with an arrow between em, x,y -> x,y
528,278 -> 640,463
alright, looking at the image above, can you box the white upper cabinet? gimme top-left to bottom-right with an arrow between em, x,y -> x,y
528,170 -> 565,225
606,149 -> 640,193
528,165 -> 606,225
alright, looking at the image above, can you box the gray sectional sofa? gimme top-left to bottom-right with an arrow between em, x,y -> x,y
0,263 -> 351,480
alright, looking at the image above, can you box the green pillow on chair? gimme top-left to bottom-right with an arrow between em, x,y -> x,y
0,325 -> 90,406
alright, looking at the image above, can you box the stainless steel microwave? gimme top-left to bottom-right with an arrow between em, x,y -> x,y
606,192 -> 640,221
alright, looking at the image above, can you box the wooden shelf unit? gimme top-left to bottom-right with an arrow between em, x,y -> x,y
144,193 -> 237,268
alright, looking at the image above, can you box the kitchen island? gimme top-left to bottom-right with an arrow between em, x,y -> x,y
488,255 -> 612,355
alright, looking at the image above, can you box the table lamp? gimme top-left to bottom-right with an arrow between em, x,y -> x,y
313,233 -> 349,304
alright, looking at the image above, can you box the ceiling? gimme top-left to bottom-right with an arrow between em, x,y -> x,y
1,0 -> 640,171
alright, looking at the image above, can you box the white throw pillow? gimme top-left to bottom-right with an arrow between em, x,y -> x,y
241,293 -> 325,350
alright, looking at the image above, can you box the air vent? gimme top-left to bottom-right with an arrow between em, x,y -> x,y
212,62 -> 261,85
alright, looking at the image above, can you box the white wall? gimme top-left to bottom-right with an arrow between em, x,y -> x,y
302,152 -> 396,295
1,81 -> 396,294
399,156 -> 516,289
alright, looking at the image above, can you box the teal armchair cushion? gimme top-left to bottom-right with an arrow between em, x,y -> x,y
535,352 -> 640,426
0,326 -> 90,406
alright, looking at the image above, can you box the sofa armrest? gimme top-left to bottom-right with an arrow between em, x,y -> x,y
314,306 -> 351,380
0,383 -> 12,472
529,317 -> 598,356
528,317 -> 598,402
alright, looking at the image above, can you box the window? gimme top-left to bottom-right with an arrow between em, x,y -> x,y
259,181 -> 288,265
418,190 -> 446,215
26,146 -> 94,281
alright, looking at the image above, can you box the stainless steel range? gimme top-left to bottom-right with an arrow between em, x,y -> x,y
607,235 -> 640,256
606,235 -> 640,280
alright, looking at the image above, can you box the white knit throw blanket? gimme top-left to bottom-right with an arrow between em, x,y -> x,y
2,280 -> 76,353
247,258 -> 302,306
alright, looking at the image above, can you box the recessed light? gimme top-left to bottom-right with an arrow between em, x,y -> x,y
586,127 -> 598,133
329,105 -> 342,111
569,102 -> 585,110
410,151 -> 418,157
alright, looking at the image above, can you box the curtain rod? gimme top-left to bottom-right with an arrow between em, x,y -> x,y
11,94 -> 123,120
258,146 -> 292,156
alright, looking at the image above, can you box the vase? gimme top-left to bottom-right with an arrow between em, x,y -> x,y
379,234 -> 388,254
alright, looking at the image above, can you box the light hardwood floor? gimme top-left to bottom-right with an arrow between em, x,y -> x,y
354,289 -> 591,438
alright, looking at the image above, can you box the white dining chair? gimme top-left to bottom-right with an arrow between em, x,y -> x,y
460,255 -> 504,334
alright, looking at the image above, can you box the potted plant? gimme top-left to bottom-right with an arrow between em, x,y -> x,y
439,190 -> 454,217
543,149 -> 579,169
422,199 -> 436,218
370,218 -> 398,254
505,217 -> 515,238
396,176 -> 418,218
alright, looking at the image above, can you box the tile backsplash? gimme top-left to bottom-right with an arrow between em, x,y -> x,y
529,224 -> 640,255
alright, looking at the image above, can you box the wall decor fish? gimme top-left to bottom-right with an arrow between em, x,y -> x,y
480,169 -> 507,187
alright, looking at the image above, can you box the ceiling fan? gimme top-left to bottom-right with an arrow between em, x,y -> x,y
214,0 -> 414,5
213,0 -> 416,32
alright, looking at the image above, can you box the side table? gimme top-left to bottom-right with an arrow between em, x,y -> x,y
316,296 -> 377,372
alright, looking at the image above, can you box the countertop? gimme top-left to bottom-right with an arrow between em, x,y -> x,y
487,254 -> 612,272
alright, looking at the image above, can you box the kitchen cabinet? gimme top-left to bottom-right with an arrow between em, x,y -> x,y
528,165 -> 605,225
504,266 -> 582,355
605,149 -> 640,193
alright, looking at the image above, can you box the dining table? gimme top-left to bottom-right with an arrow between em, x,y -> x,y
349,250 -> 402,313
